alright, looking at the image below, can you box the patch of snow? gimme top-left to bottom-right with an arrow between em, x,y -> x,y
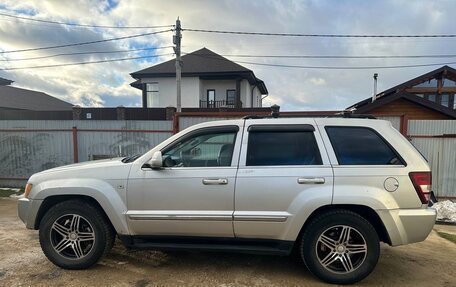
0,188 -> 21,192
9,193 -> 25,199
432,200 -> 456,222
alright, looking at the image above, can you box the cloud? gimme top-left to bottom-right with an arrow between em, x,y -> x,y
0,0 -> 455,110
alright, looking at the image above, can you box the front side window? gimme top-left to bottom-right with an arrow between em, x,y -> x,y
246,129 -> 322,166
162,129 -> 237,167
146,83 -> 159,107
325,127 -> 403,165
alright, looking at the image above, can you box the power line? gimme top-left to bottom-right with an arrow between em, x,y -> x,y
220,54 -> 456,59
183,28 -> 456,38
232,60 -> 456,70
0,12 -> 174,29
183,51 -> 456,70
0,29 -> 173,54
0,53 -> 173,71
0,46 -> 174,61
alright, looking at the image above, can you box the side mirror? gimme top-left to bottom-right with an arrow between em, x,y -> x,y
149,151 -> 163,169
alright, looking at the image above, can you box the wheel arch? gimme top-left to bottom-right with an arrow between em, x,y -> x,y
297,204 -> 391,246
34,194 -> 127,235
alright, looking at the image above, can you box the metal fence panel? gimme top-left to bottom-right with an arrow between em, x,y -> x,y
0,120 -> 173,187
179,116 -> 238,131
408,120 -> 455,197
0,130 -> 73,178
408,120 -> 456,136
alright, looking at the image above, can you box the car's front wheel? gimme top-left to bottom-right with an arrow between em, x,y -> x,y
39,200 -> 115,269
300,210 -> 380,284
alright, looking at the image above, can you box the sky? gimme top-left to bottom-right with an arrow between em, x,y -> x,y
1,0 -> 456,111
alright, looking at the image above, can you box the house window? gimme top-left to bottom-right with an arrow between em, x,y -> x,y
441,94 -> 450,107
442,78 -> 456,87
414,78 -> 438,88
207,90 -> 215,107
146,83 -> 159,107
226,90 -> 236,105
427,94 -> 436,102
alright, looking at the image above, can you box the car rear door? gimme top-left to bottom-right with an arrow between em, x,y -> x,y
233,119 -> 333,241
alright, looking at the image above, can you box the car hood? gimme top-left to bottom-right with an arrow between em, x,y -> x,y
29,157 -> 132,183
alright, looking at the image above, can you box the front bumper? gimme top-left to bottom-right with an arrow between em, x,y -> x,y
17,197 -> 43,229
377,207 -> 437,246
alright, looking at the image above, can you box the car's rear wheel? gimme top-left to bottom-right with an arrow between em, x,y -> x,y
300,210 -> 380,284
39,200 -> 115,269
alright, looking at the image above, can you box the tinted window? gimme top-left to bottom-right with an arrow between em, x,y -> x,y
246,131 -> 322,166
162,131 -> 236,167
326,127 -> 403,165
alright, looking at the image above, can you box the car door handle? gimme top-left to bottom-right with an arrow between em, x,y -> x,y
297,177 -> 325,184
202,178 -> 228,185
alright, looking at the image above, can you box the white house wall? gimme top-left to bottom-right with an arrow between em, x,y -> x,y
142,77 -> 261,108
253,87 -> 262,107
241,79 -> 251,107
200,79 -> 236,103
141,77 -> 200,107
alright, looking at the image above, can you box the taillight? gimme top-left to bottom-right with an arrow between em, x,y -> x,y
409,172 -> 432,204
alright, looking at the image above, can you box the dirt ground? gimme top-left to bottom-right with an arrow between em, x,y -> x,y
1,198 -> 455,287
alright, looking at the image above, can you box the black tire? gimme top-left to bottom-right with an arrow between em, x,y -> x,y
39,199 -> 115,269
300,210 -> 380,285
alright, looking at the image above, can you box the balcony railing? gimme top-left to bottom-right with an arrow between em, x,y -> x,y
199,100 -> 241,108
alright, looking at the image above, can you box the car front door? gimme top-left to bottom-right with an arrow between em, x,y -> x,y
126,124 -> 242,237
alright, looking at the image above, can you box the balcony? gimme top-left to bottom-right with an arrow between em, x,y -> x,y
199,100 -> 241,108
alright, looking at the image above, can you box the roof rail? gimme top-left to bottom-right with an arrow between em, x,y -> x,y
242,113 -> 377,120
338,111 -> 377,119
242,115 -> 269,119
241,106 -> 376,120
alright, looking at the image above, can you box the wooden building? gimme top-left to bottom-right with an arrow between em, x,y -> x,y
348,65 -> 456,119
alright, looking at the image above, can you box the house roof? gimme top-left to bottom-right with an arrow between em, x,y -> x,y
0,77 -> 14,86
0,85 -> 73,111
348,65 -> 456,118
130,48 -> 268,94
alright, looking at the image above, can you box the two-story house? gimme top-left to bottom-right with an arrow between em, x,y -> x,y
130,48 -> 268,108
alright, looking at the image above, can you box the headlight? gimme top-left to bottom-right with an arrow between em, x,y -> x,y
24,183 -> 33,198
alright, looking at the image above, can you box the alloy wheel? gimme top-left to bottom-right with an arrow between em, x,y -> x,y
316,225 -> 368,274
50,214 -> 96,260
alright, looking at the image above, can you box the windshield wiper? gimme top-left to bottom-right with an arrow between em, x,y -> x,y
121,154 -> 142,163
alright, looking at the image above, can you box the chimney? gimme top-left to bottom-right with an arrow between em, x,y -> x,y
372,73 -> 378,102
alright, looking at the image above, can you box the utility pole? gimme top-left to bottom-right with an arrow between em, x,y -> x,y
173,17 -> 182,112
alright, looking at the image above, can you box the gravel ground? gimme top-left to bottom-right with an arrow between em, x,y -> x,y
1,198 -> 455,287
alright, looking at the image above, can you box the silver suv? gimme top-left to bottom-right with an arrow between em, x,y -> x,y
18,117 -> 436,284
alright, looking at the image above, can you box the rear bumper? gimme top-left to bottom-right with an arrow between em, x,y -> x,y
377,207 -> 436,246
17,197 -> 43,229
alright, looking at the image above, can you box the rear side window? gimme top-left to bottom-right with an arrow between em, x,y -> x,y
246,130 -> 322,166
325,126 -> 403,165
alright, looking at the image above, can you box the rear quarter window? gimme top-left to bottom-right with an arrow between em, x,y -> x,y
325,126 -> 404,165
